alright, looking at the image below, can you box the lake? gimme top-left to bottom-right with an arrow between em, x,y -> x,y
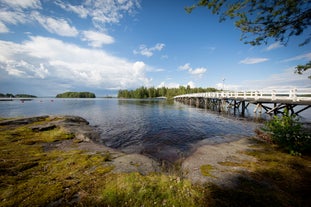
0,98 -> 259,162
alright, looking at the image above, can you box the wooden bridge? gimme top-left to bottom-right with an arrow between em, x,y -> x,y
174,88 -> 311,116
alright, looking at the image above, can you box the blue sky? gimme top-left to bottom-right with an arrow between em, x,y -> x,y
0,0 -> 310,96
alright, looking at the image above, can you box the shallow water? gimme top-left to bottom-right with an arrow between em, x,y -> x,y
0,98 -> 258,162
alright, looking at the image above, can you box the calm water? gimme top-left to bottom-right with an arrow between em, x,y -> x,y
0,98 -> 258,162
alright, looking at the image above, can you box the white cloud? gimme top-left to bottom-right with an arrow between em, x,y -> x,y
31,12 -> 78,37
1,0 -> 41,9
133,43 -> 165,57
179,63 -> 191,71
0,21 -> 9,33
0,10 -> 28,25
5,67 -> 26,77
0,10 -> 30,33
56,0 -> 141,30
239,68 -> 311,90
187,81 -> 195,88
55,1 -> 88,18
178,63 -> 207,77
281,52 -> 311,63
189,67 -> 207,75
215,68 -> 311,91
157,82 -> 180,89
266,42 -> 283,51
239,57 -> 269,64
82,30 -> 114,47
215,83 -> 241,91
0,36 -> 150,90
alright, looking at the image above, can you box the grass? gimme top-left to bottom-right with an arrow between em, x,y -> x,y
100,173 -> 205,206
0,116 -> 310,206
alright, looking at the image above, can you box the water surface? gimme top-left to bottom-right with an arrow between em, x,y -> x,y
0,98 -> 257,162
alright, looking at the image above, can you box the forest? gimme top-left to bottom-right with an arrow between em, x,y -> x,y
0,93 -> 37,98
56,92 -> 96,98
118,86 -> 218,99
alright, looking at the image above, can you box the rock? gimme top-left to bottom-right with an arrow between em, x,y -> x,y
49,116 -> 99,143
112,154 -> 160,175
60,116 -> 89,125
0,116 -> 49,126
181,137 -> 258,187
30,124 -> 56,132
2,115 -> 162,176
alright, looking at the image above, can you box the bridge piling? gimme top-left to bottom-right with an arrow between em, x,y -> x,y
174,89 -> 311,117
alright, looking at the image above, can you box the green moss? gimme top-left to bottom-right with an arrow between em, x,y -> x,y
200,164 -> 214,177
0,118 -> 113,206
218,161 -> 242,167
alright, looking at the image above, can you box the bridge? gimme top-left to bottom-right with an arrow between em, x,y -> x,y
174,88 -> 311,116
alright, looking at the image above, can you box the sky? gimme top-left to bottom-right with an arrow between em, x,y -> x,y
0,0 -> 310,96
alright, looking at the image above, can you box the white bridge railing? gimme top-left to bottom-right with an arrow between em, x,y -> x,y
174,88 -> 311,102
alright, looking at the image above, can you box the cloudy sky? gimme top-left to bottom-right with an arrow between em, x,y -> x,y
0,0 -> 310,96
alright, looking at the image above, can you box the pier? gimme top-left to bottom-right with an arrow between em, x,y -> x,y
174,88 -> 311,116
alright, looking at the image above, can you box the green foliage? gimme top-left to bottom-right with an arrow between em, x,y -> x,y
0,93 -> 37,98
56,91 -> 96,98
295,60 -> 311,79
186,0 -> 311,47
118,86 -> 218,99
262,110 -> 311,154
14,94 -> 37,98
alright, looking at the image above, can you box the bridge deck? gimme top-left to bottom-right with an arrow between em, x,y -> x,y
174,89 -> 311,115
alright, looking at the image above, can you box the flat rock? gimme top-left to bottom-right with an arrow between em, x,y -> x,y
30,124 -> 56,132
181,137 -> 258,187
2,115 -> 161,175
112,154 -> 161,175
0,115 -> 49,126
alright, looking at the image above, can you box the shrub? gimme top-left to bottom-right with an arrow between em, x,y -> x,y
262,110 -> 311,154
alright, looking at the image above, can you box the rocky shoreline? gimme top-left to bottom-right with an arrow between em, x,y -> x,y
2,115 -> 310,206
0,115 -> 160,175
0,115 -> 261,186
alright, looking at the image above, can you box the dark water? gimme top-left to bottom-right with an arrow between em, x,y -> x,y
0,98 -> 257,162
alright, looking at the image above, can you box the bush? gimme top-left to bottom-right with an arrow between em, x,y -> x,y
262,110 -> 311,154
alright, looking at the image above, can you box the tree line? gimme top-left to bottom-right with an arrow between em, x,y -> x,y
56,92 -> 96,98
0,93 -> 37,98
118,86 -> 218,99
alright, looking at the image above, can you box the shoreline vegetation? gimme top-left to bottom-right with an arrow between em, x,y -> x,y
55,92 -> 96,98
0,115 -> 310,206
118,86 -> 218,99
0,93 -> 37,98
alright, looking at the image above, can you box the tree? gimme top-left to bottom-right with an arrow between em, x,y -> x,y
56,92 -> 96,98
186,0 -> 311,46
295,61 -> 311,79
186,0 -> 311,76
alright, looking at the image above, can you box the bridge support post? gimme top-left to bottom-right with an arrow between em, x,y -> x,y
218,99 -> 221,112
241,101 -> 245,116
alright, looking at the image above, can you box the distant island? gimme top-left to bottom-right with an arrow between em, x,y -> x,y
0,93 -> 37,98
118,86 -> 218,99
56,92 -> 96,98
